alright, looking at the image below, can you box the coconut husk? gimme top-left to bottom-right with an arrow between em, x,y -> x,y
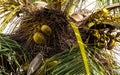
10,8 -> 76,58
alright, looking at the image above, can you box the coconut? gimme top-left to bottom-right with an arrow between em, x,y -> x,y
41,25 -> 52,36
33,32 -> 45,44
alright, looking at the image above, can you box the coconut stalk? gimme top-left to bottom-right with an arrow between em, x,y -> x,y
64,0 -> 80,16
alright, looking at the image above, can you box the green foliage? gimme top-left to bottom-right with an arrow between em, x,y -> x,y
35,46 -> 119,75
0,33 -> 26,74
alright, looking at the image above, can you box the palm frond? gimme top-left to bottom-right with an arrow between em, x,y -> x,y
35,45 -> 119,75
0,0 -> 22,33
0,33 -> 27,74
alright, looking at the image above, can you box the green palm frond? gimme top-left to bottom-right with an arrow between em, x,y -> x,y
35,45 -> 119,75
0,33 -> 27,74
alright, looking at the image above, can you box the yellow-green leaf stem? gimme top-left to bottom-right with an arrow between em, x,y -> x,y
69,22 -> 91,75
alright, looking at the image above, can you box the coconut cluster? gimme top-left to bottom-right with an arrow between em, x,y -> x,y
10,8 -> 76,57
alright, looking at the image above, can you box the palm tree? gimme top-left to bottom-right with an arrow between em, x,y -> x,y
0,0 -> 120,75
